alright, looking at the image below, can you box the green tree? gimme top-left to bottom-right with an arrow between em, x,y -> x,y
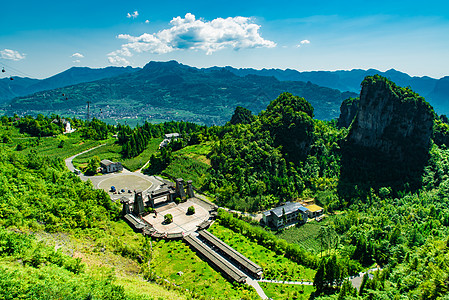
85,156 -> 100,175
229,106 -> 254,125
260,92 -> 315,163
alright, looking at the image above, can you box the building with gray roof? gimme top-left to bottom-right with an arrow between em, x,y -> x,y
262,202 -> 309,229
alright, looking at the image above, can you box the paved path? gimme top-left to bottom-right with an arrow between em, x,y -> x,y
257,279 -> 313,285
246,277 -> 268,299
64,144 -> 165,201
64,144 -> 106,175
349,267 -> 381,290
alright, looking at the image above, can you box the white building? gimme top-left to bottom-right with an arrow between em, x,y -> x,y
100,160 -> 123,173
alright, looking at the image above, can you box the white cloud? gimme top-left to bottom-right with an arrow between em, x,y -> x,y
127,11 -> 139,19
71,52 -> 84,58
296,39 -> 311,47
73,59 -> 81,63
1,49 -> 26,61
107,54 -> 130,66
108,13 -> 276,63
145,20 -> 150,24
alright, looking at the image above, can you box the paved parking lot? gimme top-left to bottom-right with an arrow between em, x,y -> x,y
97,174 -> 154,199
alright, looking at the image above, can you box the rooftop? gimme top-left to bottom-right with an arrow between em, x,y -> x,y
306,204 -> 324,212
100,159 -> 114,166
262,202 -> 309,218
164,133 -> 181,139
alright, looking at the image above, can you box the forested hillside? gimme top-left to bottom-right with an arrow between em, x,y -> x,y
2,74 -> 449,299
142,75 -> 449,299
0,66 -> 138,104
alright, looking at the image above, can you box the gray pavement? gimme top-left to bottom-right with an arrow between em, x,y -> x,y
246,277 -> 268,299
64,144 -> 166,201
257,279 -> 313,285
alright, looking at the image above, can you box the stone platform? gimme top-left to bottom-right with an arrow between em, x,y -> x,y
142,198 -> 210,234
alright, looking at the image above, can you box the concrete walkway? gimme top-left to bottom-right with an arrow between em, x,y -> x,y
246,277 -> 268,299
257,279 -> 313,285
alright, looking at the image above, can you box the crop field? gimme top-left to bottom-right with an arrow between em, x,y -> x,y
162,143 -> 212,187
150,239 -> 258,300
6,128 -> 105,160
275,215 -> 340,254
275,222 -> 322,254
259,282 -> 315,300
208,223 -> 316,281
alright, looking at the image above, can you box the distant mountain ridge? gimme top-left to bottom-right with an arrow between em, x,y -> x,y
0,66 -> 139,103
6,61 -> 356,125
206,66 -> 448,115
3,61 -> 448,124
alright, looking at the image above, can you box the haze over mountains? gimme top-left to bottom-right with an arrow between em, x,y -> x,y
2,60 -> 448,125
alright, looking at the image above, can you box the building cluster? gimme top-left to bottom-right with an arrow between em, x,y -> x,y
262,200 -> 324,229
159,132 -> 181,148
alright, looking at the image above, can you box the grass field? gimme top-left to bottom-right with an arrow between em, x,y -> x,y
275,222 -> 323,254
72,137 -> 163,171
259,282 -> 315,300
208,223 -> 316,282
162,142 -> 212,187
5,127 -> 107,160
0,220 -> 188,300
275,216 -> 340,255
150,239 -> 258,300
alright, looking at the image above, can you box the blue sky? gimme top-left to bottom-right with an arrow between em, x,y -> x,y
1,0 -> 448,79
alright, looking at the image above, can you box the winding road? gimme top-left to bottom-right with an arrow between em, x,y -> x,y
64,144 -> 164,199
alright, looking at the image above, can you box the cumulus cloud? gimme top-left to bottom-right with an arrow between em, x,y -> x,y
145,20 -> 150,24
108,13 -> 275,64
73,59 -> 81,63
108,54 -> 130,65
296,39 -> 311,47
71,52 -> 84,58
127,11 -> 139,19
1,49 -> 26,61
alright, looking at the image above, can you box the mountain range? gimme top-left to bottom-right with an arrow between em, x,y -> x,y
2,61 -> 448,125
215,67 -> 449,114
0,66 -> 138,103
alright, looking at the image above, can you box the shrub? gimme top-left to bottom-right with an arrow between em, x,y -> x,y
187,206 -> 195,215
164,214 -> 173,224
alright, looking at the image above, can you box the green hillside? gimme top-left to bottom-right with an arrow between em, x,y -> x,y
3,75 -> 449,299
7,61 -> 357,125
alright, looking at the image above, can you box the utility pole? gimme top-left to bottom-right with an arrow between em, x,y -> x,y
86,101 -> 91,122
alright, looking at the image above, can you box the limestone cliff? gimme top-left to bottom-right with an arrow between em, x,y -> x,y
339,75 -> 435,196
337,97 -> 359,128
347,75 -> 435,162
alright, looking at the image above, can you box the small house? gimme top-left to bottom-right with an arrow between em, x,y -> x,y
305,204 -> 324,218
164,133 -> 181,140
100,159 -> 123,173
262,202 -> 309,229
160,133 -> 181,148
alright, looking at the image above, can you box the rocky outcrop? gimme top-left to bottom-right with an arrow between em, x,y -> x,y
338,75 -> 435,197
347,75 -> 434,162
337,97 -> 359,128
